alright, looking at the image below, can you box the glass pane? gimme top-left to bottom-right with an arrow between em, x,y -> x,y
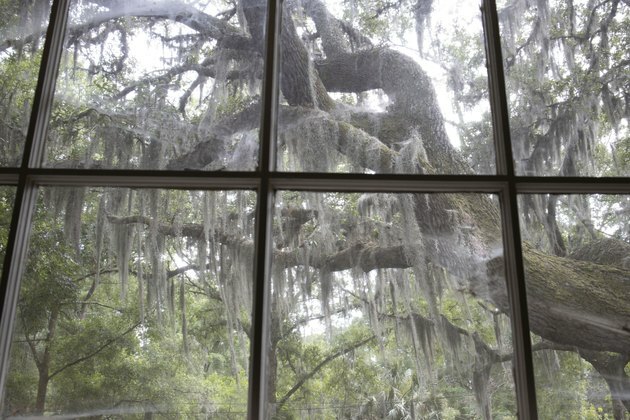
0,187 -> 16,271
268,191 -> 516,417
44,0 -> 267,171
519,194 -> 630,417
276,0 -> 496,174
4,188 -> 256,417
500,2 -> 630,177
0,1 -> 51,167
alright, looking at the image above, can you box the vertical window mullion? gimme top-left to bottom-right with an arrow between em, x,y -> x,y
482,0 -> 510,177
25,0 -> 71,170
498,186 -> 538,419
248,0 -> 282,416
481,0 -> 538,418
0,0 -> 71,407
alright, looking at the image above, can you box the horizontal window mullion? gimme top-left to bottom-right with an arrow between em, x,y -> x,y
516,180 -> 630,194
0,174 -> 19,185
26,172 -> 261,190
11,170 -> 627,194
271,176 -> 507,192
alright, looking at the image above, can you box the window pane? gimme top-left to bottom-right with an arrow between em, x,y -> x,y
276,0 -> 496,174
268,191 -> 515,417
0,1 -> 51,167
518,194 -> 630,417
4,188 -> 255,417
500,2 -> 630,177
44,0 -> 267,171
0,187 -> 16,271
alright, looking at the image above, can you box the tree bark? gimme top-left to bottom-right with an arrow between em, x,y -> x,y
35,307 -> 59,413
486,243 -> 630,353
579,350 -> 630,418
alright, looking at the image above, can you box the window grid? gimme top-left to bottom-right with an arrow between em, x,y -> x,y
0,0 -> 628,418
0,0 -> 71,405
481,0 -> 536,416
248,0 -> 282,415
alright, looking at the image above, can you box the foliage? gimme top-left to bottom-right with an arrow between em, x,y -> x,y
0,0 -> 628,418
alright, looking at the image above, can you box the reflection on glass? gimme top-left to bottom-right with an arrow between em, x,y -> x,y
275,0 -> 496,174
269,191 -> 515,418
44,0 -> 267,170
4,188 -> 255,417
0,187 -> 16,271
500,2 -> 629,177
519,194 -> 630,417
0,1 -> 51,167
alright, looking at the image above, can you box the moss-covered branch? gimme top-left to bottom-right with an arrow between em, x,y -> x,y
486,242 -> 630,353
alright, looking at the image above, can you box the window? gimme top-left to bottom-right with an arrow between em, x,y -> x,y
0,0 -> 628,418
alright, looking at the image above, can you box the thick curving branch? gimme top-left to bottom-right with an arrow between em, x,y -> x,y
486,243 -> 630,354
1,0 -> 254,54
108,212 -> 630,354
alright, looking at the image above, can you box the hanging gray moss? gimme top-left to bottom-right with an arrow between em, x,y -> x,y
94,195 -> 107,290
319,268 -> 333,333
440,314 -> 463,369
136,211 -> 145,324
197,238 -> 207,286
63,187 -> 85,257
107,189 -> 135,302
112,222 -> 134,302
413,313 -> 435,375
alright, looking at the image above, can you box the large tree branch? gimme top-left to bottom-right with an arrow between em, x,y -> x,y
23,330 -> 42,371
568,237 -> 630,269
316,48 -> 471,176
166,102 -> 262,170
279,108 -> 398,172
300,0 -> 352,58
276,335 -> 376,410
1,1 -> 254,54
171,104 -> 400,171
48,322 -> 140,380
108,211 -> 630,354
579,349 -> 630,415
486,243 -> 630,353
112,60 -> 259,101
243,0 -> 334,109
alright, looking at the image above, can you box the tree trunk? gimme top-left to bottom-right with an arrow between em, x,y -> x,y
35,371 -> 49,414
35,307 -> 59,413
580,350 -> 630,418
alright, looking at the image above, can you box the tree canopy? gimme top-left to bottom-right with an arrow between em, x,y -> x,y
0,0 -> 628,418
